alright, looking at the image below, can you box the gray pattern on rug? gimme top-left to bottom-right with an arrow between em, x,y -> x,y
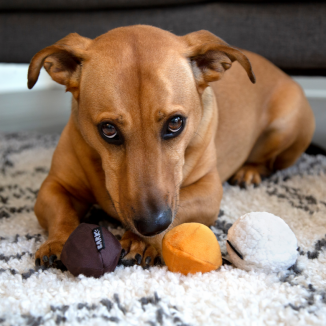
0,133 -> 326,326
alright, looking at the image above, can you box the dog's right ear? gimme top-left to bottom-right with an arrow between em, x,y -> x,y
28,33 -> 92,99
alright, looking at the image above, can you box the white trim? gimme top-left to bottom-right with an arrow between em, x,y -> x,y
304,90 -> 326,99
293,76 -> 326,99
0,64 -> 325,98
0,63 -> 60,93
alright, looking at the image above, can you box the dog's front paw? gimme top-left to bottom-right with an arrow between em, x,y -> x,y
35,238 -> 66,267
119,231 -> 161,268
229,164 -> 268,188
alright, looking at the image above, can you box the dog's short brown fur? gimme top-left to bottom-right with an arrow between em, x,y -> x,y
28,25 -> 314,267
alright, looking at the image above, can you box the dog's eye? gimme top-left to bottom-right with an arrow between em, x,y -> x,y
99,122 -> 123,145
162,115 -> 185,140
168,116 -> 183,133
102,123 -> 117,138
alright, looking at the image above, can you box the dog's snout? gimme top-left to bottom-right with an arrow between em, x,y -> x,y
134,208 -> 172,237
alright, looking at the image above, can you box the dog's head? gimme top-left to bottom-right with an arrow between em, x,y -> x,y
28,25 -> 254,237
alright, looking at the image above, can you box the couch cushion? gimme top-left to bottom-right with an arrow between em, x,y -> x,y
1,0 -> 322,10
1,2 -> 325,72
0,0 -> 210,10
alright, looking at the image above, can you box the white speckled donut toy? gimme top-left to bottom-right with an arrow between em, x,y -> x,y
227,212 -> 298,273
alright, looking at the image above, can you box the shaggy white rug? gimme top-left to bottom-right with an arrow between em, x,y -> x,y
0,133 -> 326,326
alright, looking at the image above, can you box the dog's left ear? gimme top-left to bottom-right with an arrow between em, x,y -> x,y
183,30 -> 255,92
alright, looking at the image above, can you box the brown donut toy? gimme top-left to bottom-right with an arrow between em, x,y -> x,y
61,223 -> 122,278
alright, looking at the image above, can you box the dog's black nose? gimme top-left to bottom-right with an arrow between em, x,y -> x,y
134,208 -> 172,236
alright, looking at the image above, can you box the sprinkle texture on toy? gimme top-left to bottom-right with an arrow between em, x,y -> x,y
226,212 -> 298,273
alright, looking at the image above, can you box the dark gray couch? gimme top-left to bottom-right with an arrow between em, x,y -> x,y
1,1 -> 325,75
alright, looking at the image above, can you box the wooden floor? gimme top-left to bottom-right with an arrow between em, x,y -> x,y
0,87 -> 325,149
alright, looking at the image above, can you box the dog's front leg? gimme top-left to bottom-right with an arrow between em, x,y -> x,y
34,176 -> 89,267
176,168 -> 223,227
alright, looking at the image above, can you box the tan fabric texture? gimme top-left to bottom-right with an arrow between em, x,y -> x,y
162,223 -> 222,275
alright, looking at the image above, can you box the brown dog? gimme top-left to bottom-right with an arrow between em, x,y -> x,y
28,25 -> 314,268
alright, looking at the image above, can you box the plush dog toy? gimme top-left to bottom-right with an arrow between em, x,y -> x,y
61,223 -> 121,278
226,212 -> 298,273
162,223 -> 223,275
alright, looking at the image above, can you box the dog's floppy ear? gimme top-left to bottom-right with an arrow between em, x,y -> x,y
28,33 -> 92,99
183,30 -> 255,92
